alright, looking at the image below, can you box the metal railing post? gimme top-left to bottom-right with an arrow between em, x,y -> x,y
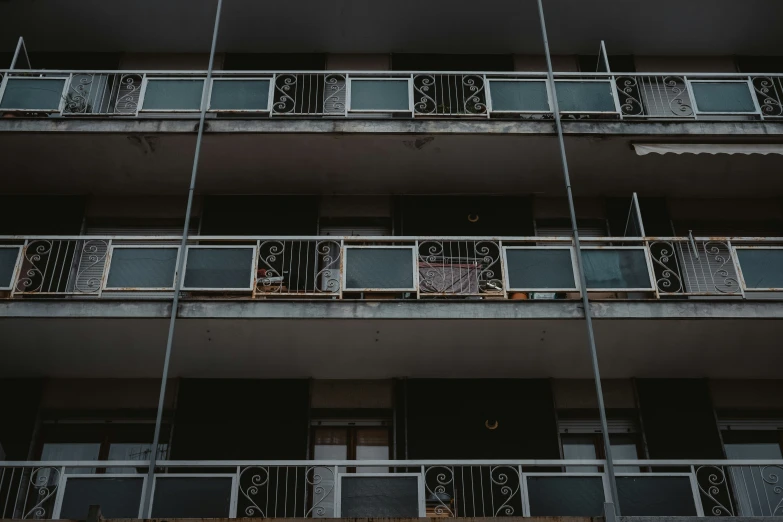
140,0 -> 224,517
533,0 -> 621,515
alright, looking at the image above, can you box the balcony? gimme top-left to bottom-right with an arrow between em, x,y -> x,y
1,70 -> 782,120
1,459 -> 782,519
1,235 -> 782,301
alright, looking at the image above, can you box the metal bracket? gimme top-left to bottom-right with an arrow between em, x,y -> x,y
688,229 -> 699,260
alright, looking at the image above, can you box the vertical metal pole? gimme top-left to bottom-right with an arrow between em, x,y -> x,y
599,40 -> 611,73
533,0 -> 620,515
141,0 -> 224,517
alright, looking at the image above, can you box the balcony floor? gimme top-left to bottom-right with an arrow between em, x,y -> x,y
1,299 -> 781,379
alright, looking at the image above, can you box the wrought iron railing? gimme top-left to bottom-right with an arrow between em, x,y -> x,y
2,70 -> 782,120
1,236 -> 782,300
1,459 -> 781,519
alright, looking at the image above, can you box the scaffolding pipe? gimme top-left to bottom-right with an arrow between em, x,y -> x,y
533,0 -> 621,515
141,0 -> 224,516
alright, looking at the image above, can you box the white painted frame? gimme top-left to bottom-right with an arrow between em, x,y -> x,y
502,246 -> 579,292
102,245 -> 181,291
343,245 -> 418,292
0,75 -> 69,113
553,79 -> 621,115
688,79 -> 761,116
150,473 -> 238,518
581,245 -> 656,292
732,246 -> 783,291
347,77 -> 414,113
0,245 -> 22,290
181,245 -> 257,292
487,79 -> 552,114
52,473 -> 148,520
335,472 -> 424,517
615,472 -> 704,517
139,77 -> 206,113
208,77 -> 273,113
521,472 -> 609,517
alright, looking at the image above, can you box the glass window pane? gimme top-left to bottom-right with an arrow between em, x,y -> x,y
736,249 -> 783,289
527,476 -> 605,516
610,435 -> 641,473
0,78 -> 66,110
562,435 -> 599,473
351,80 -> 409,111
582,249 -> 651,290
356,428 -> 390,473
692,82 -> 756,113
725,442 -> 783,516
505,249 -> 576,290
60,477 -> 144,519
41,443 -> 101,475
340,476 -> 420,518
617,476 -> 697,516
106,443 -> 168,474
555,81 -> 616,112
106,248 -> 177,289
345,248 -> 414,290
210,79 -> 270,111
183,247 -> 254,290
151,477 -> 233,518
489,81 -> 549,112
0,247 -> 19,288
143,79 -> 204,111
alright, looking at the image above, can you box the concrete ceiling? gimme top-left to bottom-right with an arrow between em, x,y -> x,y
1,0 -> 782,56
1,131 -> 783,197
0,315 -> 781,379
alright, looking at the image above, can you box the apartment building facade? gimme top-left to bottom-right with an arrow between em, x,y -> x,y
1,0 -> 783,519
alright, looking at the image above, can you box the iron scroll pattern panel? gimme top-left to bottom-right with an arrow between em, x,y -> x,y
751,76 -> 783,118
423,465 -> 522,517
255,239 -> 341,295
418,240 -> 503,296
615,75 -> 694,118
272,74 -> 346,115
413,74 -> 487,116
14,239 -> 109,294
648,240 -> 740,295
238,465 -> 334,518
63,73 -> 143,114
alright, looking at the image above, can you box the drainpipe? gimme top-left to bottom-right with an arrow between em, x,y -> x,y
533,0 -> 620,516
141,0 -> 224,516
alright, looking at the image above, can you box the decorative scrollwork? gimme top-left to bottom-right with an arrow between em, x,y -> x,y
273,74 -> 298,114
413,74 -> 487,116
256,240 -> 286,293
304,466 -> 334,517
15,240 -> 52,293
65,74 -> 94,114
462,75 -> 487,115
663,76 -> 693,117
418,240 -> 501,295
761,465 -> 783,516
413,74 -> 437,114
314,240 -> 341,293
23,467 -> 61,519
238,466 -> 270,518
752,77 -> 783,118
115,74 -> 142,114
424,466 -> 455,516
322,74 -> 347,114
703,241 -> 740,294
696,465 -> 735,516
490,465 -> 522,516
616,76 -> 644,116
649,241 -> 684,293
73,240 -> 109,293
272,74 -> 346,115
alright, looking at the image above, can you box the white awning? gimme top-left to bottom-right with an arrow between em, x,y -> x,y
633,143 -> 783,156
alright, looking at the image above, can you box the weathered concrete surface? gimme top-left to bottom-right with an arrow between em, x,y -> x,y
1,298 -> 782,320
2,117 -> 783,137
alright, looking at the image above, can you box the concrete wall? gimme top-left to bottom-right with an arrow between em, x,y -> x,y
710,379 -> 783,410
326,54 -> 390,70
553,379 -> 637,409
119,53 -> 223,70
534,197 -> 607,220
514,54 -> 579,72
634,55 -> 737,73
40,378 -> 176,410
311,380 -> 394,409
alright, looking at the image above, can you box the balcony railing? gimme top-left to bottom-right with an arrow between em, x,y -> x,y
1,236 -> 782,300
1,459 -> 782,519
1,70 -> 782,120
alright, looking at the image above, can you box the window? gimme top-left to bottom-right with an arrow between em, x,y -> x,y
37,422 -> 169,474
561,433 -> 642,473
312,426 -> 390,473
